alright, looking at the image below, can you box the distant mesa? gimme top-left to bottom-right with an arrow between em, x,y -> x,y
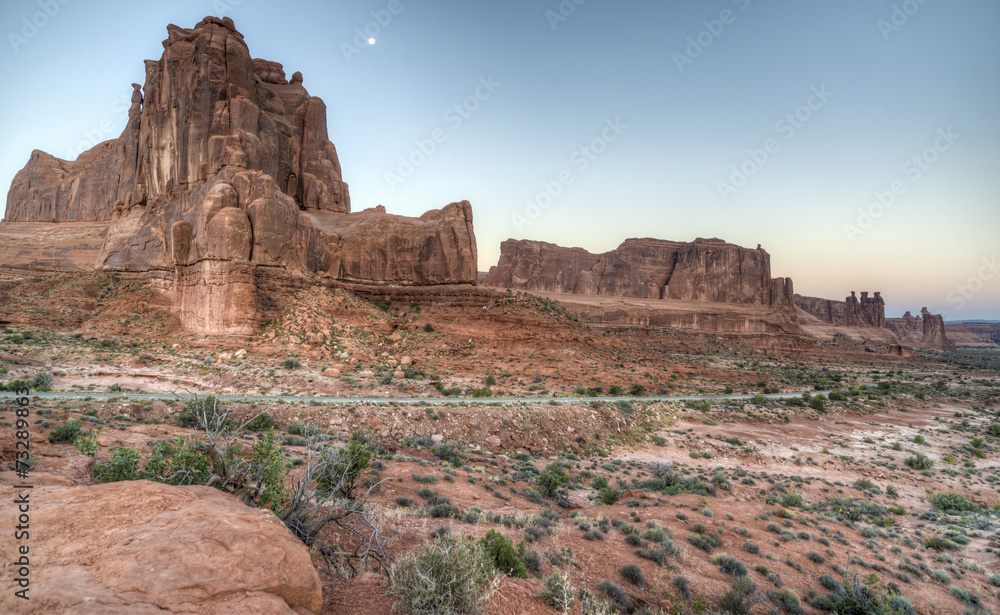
1,16 -> 477,335
484,237 -> 794,307
483,237 -> 803,341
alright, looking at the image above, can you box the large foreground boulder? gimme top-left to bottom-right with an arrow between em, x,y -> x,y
0,480 -> 321,614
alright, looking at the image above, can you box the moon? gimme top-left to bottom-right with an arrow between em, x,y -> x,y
368,38 -> 376,45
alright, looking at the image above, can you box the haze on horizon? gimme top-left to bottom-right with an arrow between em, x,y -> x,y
0,0 -> 997,320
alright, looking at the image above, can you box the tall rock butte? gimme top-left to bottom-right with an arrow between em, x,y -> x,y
484,237 -> 795,307
2,16 -> 477,334
886,308 -> 956,351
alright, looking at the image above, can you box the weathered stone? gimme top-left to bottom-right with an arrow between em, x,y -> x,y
0,481 -> 321,614
484,237 -> 793,306
795,291 -> 885,328
2,17 -> 478,336
885,308 -> 956,351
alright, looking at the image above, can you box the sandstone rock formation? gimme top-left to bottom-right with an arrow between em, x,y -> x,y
2,17 -> 477,334
944,324 -> 997,347
885,308 -> 956,351
794,291 -> 885,328
0,480 -> 321,614
484,237 -> 795,308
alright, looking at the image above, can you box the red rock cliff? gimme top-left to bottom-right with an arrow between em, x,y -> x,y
484,237 -> 795,309
2,17 -> 478,334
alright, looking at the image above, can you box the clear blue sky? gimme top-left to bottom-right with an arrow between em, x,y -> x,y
1,0 -> 998,319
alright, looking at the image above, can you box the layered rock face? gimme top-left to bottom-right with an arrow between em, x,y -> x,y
885,308 -> 956,351
484,237 -> 795,308
794,291 -> 885,328
3,17 -> 477,334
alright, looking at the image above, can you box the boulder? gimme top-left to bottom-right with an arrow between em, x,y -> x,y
0,480 -> 321,614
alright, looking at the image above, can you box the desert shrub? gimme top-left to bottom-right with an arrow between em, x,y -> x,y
73,428 -> 100,456
924,537 -> 961,555
91,447 -> 142,482
635,548 -> 669,566
246,412 -> 273,431
478,530 -> 527,579
776,587 -> 801,612
523,549 -> 542,574
282,358 -> 301,369
688,532 -> 722,552
598,487 -> 623,505
31,372 -> 53,390
471,387 -> 492,398
422,323 -> 435,333
904,454 -> 932,470
743,541 -> 760,554
48,418 -> 83,443
779,492 -> 804,508
718,577 -> 765,615
987,424 -> 1000,437
810,395 -> 826,411
396,497 -> 414,507
718,556 -> 748,577
806,551 -> 826,564
948,585 -> 979,606
620,563 -> 645,587
537,462 -> 569,498
388,533 -> 496,615
600,580 -> 632,610
928,492 -> 979,513
539,569 -> 575,612
818,574 -> 843,592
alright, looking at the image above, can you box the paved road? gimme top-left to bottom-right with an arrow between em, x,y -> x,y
0,389 -> 844,405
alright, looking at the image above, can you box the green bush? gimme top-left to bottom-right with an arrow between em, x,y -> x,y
282,358 -> 301,369
246,412 -> 273,431
987,424 -> 1000,437
73,429 -> 101,456
718,577 -> 763,615
810,395 -> 826,411
91,447 -> 142,482
48,419 -> 83,443
478,530 -> 527,579
928,492 -> 979,513
388,533 -> 497,615
539,569 -> 575,611
600,580 -> 632,610
471,387 -> 492,398
537,462 -> 569,498
904,454 -> 932,470
422,323 -> 435,333
620,563 -> 645,587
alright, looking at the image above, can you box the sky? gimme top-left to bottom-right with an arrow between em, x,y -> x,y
1,0 -> 998,320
